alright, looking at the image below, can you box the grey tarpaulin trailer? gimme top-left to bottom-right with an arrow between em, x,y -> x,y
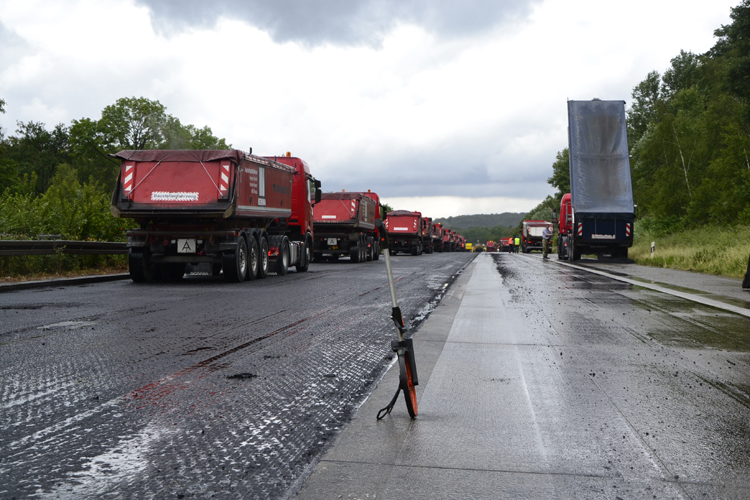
566,99 -> 635,260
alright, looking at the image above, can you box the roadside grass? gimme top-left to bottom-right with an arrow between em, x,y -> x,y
0,254 -> 128,282
631,225 -> 750,279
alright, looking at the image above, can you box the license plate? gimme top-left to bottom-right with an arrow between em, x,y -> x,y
327,238 -> 338,245
177,238 -> 196,253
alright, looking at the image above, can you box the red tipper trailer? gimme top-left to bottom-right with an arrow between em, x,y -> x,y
110,149 -> 321,283
421,217 -> 435,254
456,235 -> 466,252
431,222 -> 444,253
442,228 -> 454,252
312,191 -> 381,263
384,210 -> 423,256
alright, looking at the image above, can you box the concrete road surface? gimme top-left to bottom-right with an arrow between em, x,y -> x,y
296,253 -> 750,500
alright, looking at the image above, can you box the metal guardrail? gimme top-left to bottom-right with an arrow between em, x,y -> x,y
0,241 -> 128,256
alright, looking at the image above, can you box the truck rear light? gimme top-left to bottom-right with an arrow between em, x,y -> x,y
268,247 -> 279,257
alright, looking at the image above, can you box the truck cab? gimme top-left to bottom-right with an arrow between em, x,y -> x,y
556,193 -> 572,259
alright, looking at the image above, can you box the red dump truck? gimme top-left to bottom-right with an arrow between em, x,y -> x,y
456,235 -> 467,252
312,191 -> 380,262
384,210 -> 423,255
442,228 -> 455,252
431,222 -> 444,252
421,217 -> 435,254
486,241 -> 498,252
110,149 -> 321,283
521,220 -> 550,253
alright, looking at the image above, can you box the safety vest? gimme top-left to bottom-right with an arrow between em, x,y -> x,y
514,237 -> 520,245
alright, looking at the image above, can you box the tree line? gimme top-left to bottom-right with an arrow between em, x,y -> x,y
0,97 -> 229,241
540,0 -> 750,238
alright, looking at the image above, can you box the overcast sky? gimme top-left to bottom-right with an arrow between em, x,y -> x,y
0,0 -> 738,217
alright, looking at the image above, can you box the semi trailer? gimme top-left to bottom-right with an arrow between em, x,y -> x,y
312,191 -> 380,262
384,210 -> 423,255
110,149 -> 321,283
560,99 -> 635,260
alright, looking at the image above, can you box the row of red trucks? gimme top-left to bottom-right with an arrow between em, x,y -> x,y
110,149 -> 468,283
382,211 -> 466,256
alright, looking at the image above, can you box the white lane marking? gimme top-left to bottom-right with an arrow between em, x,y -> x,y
548,258 -> 750,319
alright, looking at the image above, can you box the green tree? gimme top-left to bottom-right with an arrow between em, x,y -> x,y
98,97 -> 167,151
627,71 -> 662,145
546,148 -> 570,201
3,121 -> 70,194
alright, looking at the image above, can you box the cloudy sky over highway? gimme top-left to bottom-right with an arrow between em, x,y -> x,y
0,0 -> 738,217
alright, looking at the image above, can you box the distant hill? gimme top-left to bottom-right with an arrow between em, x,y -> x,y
434,213 -> 526,230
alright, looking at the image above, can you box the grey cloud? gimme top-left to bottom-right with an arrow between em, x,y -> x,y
136,0 -> 541,46
316,146 -> 555,199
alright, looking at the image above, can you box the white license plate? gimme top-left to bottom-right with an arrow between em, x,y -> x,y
327,238 -> 338,245
177,239 -> 197,253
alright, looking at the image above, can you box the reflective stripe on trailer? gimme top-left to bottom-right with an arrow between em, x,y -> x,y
626,223 -> 631,237
577,223 -> 583,236
219,163 -> 230,197
123,164 -> 134,194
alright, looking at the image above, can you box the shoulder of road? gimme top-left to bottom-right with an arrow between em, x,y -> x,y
0,273 -> 130,293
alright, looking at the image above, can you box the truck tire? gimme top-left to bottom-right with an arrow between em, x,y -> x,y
360,235 -> 367,262
258,235 -> 269,279
350,242 -> 360,263
129,251 -> 152,283
620,247 -> 628,259
246,235 -> 259,280
296,241 -> 310,272
275,236 -> 290,276
373,240 -> 380,260
411,244 -> 418,256
223,237 -> 248,283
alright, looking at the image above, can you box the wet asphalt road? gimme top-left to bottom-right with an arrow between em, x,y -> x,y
490,253 -> 750,498
0,253 -> 474,499
3,251 -> 750,499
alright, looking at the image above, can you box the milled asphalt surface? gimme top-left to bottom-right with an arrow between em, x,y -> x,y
294,253 -> 750,500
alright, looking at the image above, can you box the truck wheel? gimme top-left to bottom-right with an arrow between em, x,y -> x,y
360,235 -> 367,262
129,251 -> 152,283
258,235 -> 269,279
296,241 -> 310,272
373,241 -> 380,260
620,247 -> 628,259
223,238 -> 248,282
366,237 -> 374,261
246,236 -> 259,280
276,236 -> 290,276
350,243 -> 360,263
